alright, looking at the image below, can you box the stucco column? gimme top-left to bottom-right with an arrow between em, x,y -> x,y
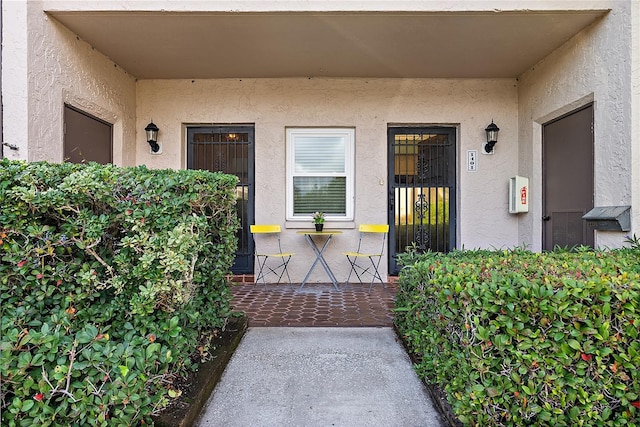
1,0 -> 29,161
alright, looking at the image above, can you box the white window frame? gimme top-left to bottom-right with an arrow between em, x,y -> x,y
286,127 -> 355,222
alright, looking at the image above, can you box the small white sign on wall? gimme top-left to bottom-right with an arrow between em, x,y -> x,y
466,150 -> 478,172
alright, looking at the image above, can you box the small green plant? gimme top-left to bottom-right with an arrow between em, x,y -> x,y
624,234 -> 640,250
312,211 -> 325,224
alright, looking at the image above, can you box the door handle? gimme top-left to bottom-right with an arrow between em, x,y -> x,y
542,215 -> 551,221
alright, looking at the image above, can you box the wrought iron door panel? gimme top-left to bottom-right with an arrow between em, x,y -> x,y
187,126 -> 255,273
388,127 -> 456,274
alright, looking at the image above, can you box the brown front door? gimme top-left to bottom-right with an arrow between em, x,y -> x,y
542,104 -> 594,250
63,105 -> 112,164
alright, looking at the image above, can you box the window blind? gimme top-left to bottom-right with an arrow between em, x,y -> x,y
294,137 -> 345,174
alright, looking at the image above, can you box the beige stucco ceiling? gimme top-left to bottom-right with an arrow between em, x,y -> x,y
48,11 -> 606,79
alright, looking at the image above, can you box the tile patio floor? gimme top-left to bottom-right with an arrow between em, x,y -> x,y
229,281 -> 398,327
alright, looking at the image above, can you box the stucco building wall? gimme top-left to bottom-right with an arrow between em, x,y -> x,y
518,3 -> 637,250
1,1 -> 137,165
2,0 -> 29,158
632,1 -> 640,246
137,77 -> 518,281
3,0 -> 637,280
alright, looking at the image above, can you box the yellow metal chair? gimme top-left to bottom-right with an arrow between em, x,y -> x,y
343,224 -> 389,292
250,225 -> 295,290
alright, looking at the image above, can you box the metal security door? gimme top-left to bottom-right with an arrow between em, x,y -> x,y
187,126 -> 255,273
388,127 -> 456,274
542,105 -> 594,250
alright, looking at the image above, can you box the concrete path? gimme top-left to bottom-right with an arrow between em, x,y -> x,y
196,327 -> 443,427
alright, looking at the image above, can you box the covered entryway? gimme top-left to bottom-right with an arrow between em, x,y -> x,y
63,105 -> 112,164
187,126 -> 255,273
388,127 -> 456,274
542,104 -> 594,250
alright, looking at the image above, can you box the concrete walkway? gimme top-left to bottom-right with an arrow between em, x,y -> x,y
196,327 -> 443,427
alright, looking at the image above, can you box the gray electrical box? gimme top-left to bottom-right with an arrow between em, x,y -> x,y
582,206 -> 631,231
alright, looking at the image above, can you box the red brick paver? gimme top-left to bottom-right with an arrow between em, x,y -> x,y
230,282 -> 398,327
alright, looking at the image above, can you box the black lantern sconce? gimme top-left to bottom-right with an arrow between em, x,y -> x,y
145,121 -> 160,153
484,120 -> 500,153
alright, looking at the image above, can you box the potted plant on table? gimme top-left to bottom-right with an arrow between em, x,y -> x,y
312,211 -> 325,232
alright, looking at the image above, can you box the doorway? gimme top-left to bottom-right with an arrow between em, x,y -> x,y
542,104 -> 594,250
187,126 -> 255,273
388,127 -> 456,274
63,105 -> 112,164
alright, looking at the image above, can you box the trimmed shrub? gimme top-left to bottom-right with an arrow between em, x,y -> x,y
395,248 -> 640,426
0,160 -> 238,426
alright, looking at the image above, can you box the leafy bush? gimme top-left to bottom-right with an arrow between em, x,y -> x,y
395,248 -> 640,426
0,160 -> 238,426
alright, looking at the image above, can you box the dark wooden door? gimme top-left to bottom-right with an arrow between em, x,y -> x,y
542,104 -> 594,250
388,127 -> 456,274
63,105 -> 112,164
187,126 -> 255,273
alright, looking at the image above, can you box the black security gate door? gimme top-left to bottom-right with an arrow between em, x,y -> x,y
187,126 -> 255,273
388,127 -> 456,274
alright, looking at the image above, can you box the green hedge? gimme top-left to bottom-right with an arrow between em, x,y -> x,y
0,160 -> 239,426
395,248 -> 640,426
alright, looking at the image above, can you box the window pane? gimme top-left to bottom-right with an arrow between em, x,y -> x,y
294,136 -> 345,173
293,177 -> 346,214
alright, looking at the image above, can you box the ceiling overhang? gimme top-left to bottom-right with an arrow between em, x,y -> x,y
47,10 -> 607,80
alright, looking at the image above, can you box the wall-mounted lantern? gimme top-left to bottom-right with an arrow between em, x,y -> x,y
145,121 -> 160,153
484,120 -> 500,153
